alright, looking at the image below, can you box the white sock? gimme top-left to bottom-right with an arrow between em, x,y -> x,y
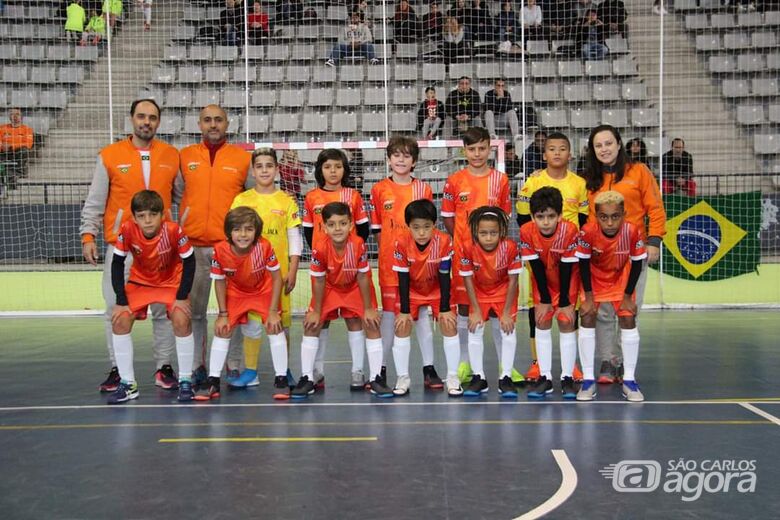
467,325 -> 485,377
415,307 -> 434,366
559,331 -> 577,378
490,317 -> 503,363
457,314 -> 469,363
300,335 -> 319,379
500,329 -> 516,379
381,311 -> 395,362
536,327 -> 553,379
208,337 -> 231,378
314,327 -> 328,374
113,333 -> 135,383
268,332 -> 288,377
442,334 -> 460,377
348,330 -> 366,373
366,337 -> 383,380
579,327 -> 596,381
175,334 -> 195,381
392,335 -> 411,377
621,327 -> 640,381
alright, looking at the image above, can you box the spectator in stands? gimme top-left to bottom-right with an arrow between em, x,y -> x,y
0,108 -> 33,182
661,138 -> 696,196
246,1 -> 270,43
505,143 -> 522,179
576,0 -> 595,19
522,130 -> 547,176
65,0 -> 86,42
139,0 -> 152,31
519,0 -> 542,41
392,0 -> 418,43
447,0 -> 469,26
325,11 -> 379,66
421,1 -> 444,42
279,150 -> 305,202
467,0 -> 494,41
544,0 -> 576,42
102,0 -> 122,29
417,86 -> 446,140
445,76 -> 482,137
484,77 -> 520,142
597,0 -> 627,38
442,15 -> 471,64
276,0 -> 303,23
220,0 -> 244,46
81,9 -> 106,46
626,138 -> 650,169
576,8 -> 608,60
498,1 -> 521,44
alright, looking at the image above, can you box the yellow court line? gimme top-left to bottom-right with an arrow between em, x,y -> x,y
158,436 -> 378,443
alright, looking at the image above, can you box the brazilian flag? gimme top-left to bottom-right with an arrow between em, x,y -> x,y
657,192 -> 761,281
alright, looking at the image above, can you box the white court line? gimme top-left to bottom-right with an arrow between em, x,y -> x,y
739,403 -> 780,426
0,400 -> 777,413
514,450 -> 577,520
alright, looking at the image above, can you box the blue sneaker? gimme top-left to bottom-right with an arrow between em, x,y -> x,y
225,368 -> 241,386
107,381 -> 139,405
561,376 -> 577,400
622,380 -> 645,402
177,380 -> 194,401
228,368 -> 258,388
576,379 -> 597,401
498,376 -> 518,398
527,376 -> 554,399
369,376 -> 394,398
463,375 -> 488,396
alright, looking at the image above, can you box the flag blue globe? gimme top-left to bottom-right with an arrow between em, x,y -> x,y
676,215 -> 721,265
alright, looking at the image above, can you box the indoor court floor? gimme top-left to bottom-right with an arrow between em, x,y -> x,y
1,310 -> 779,519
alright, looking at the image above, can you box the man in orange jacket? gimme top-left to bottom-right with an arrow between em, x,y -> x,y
80,99 -> 181,393
0,107 -> 34,183
175,104 -> 251,385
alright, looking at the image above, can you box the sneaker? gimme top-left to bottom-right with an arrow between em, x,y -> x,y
154,364 -> 178,390
576,379 -> 597,401
177,380 -> 194,402
350,369 -> 365,391
107,381 -> 139,405
498,376 -> 518,398
527,376 -> 553,399
194,377 -> 221,401
615,362 -> 624,383
446,374 -> 463,397
597,360 -> 616,384
369,376 -> 394,398
225,368 -> 241,386
380,365 -> 388,386
561,376 -> 577,400
324,58 -> 335,67
313,369 -> 326,390
291,375 -> 316,399
463,375 -> 488,396
511,367 -> 525,386
457,361 -> 473,384
622,380 -> 645,402
525,360 -> 540,382
99,366 -> 121,393
192,365 -> 208,388
286,368 -> 296,389
423,365 -> 444,389
228,368 -> 258,389
273,375 -> 291,400
393,375 -> 411,396
369,58 -> 380,65
572,363 -> 584,383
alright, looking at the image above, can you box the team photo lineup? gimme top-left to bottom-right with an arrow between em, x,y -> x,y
81,99 -> 662,405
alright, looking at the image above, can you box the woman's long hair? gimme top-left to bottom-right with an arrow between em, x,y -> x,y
583,124 -> 632,192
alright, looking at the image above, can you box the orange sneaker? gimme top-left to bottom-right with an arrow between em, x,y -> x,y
596,360 -> 616,384
525,360 -> 540,382
572,363 -> 584,383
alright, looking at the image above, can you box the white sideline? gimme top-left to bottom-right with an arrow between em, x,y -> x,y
740,403 -> 780,426
514,450 -> 577,520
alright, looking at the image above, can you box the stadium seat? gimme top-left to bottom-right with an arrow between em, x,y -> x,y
25,115 -> 50,136
151,66 -> 176,84
722,79 -> 751,98
302,112 -> 329,134
250,89 -> 277,107
10,90 -> 37,108
366,64 -> 386,83
526,40 -> 550,57
30,66 -> 55,84
601,108 -> 628,127
754,134 -> 780,154
19,45 -> 45,61
271,113 -> 300,133
737,12 -> 764,27
476,62 -> 500,80
390,110 -> 416,132
361,112 -> 386,133
332,112 -> 358,134
612,57 -> 638,77
736,105 -> 766,125
709,55 -> 736,73
285,65 -> 310,83
605,37 -> 629,55
422,63 -> 446,82
296,26 -> 320,41
393,85 -> 418,106
3,5 -> 25,18
531,61 -> 557,79
766,11 -> 780,26
502,62 -> 524,80
507,84 -> 533,103
223,88 -> 247,108
312,65 -> 337,84
533,83 -> 560,102
307,88 -> 334,108
751,31 -> 777,48
336,87 -> 362,107
241,45 -> 264,61
242,114 -> 270,135
395,43 -> 418,59
768,104 -> 780,123
178,66 -> 203,84
172,25 -> 196,42
46,45 -> 71,62
737,54 -> 765,72
258,65 -> 284,84
232,66 -> 257,83
593,83 -> 620,102
563,83 -> 590,103
58,66 -> 84,85
291,44 -> 314,61
36,25 -> 61,42
165,89 -> 192,108
189,46 -> 213,62
364,86 -> 386,106
449,63 -> 474,80
622,83 -> 648,101
182,6 -> 204,23
768,54 -> 780,70
710,14 -> 736,30
278,89 -> 300,108
585,60 -> 611,78
558,60 -> 584,79
2,65 -> 27,83
696,34 -> 721,52
340,64 -> 365,83
205,7 -> 222,22
539,109 -> 567,128
157,116 -> 182,136
163,45 -> 187,62
723,32 -> 752,50
204,66 -> 230,84
182,114 -> 200,134
643,136 -> 669,158
321,24 -> 341,41
570,108 -> 599,129
675,0 -> 699,11
685,14 -> 709,31
631,108 -> 659,128
266,44 -> 291,61
394,63 -> 418,82
327,5 -> 348,22
214,46 -> 238,62
73,46 -> 98,62
194,90 -> 220,107
275,25 -> 296,41
752,78 -> 778,96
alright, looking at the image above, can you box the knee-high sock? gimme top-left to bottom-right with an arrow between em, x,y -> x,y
500,329 -> 517,379
348,330 -> 366,373
415,307 -> 434,366
366,337 -> 383,380
175,334 -> 194,381
268,333 -> 288,377
208,337 -> 231,378
536,327 -> 553,379
314,327 -> 328,374
113,333 -> 135,383
443,334 -> 460,377
621,327 -> 640,381
467,325 -> 485,377
560,331 -> 577,378
392,335 -> 411,377
243,336 -> 261,371
490,318 -> 503,363
579,327 -> 596,381
457,314 -> 469,363
381,311 -> 395,364
300,335 -> 319,379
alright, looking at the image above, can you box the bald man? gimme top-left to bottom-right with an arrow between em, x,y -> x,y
175,105 -> 252,385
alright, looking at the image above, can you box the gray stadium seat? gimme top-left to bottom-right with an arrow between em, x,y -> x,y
266,44 -> 291,61
676,0 -> 699,11
754,135 -> 780,155
391,110 -> 416,132
25,115 -> 50,136
0,44 -> 16,61
585,60 -> 612,78
643,136 -> 668,158
10,90 -> 37,108
558,60 -> 584,79
30,66 -> 55,84
709,55 -> 736,73
321,24 -> 341,41
769,54 -> 780,70
163,45 -> 187,62
4,5 -> 25,18
58,66 -> 84,84
151,65 -> 176,84
242,114 -> 270,135
476,62 -> 500,80
612,57 -> 638,76
422,63 -> 446,82
214,46 -> 238,62
189,46 -> 213,62
507,84 -> 532,103
631,108 -> 659,127
539,109 -> 567,128
327,5 -> 348,22
364,86 -> 386,106
711,14 -> 735,29
533,83 -> 560,102
275,25 -> 296,41
361,112 -> 386,133
241,45 -> 264,61
46,45 -> 70,61
722,79 -> 751,98
10,25 -> 35,40
19,45 -> 45,61
296,26 -> 320,41
526,40 -> 550,56
502,61 -> 524,80
194,89 -> 220,107
291,44 -> 314,61
37,25 -> 61,41
138,87 -> 163,102
685,14 -> 709,30
695,34 -> 721,52
272,113 -> 300,133
278,89 -> 300,108
232,65 -> 257,83
622,83 -> 648,101
601,108 -> 628,127
563,83 -> 590,103
605,37 -> 629,55
449,63 -> 474,80
723,32 -> 752,50
766,11 -> 780,26
753,78 -> 779,96
39,89 -> 67,109
302,112 -> 329,134
737,54 -> 765,72
2,65 -> 27,83
593,83 -> 620,102
769,104 -> 780,123
182,6 -> 204,22
205,7 -> 222,21
736,105 -> 766,125
0,89 -> 9,107
752,31 -> 777,48
307,88 -> 334,108
395,43 -> 418,59
531,61 -> 557,79
158,116 -> 182,136
74,46 -> 98,62
336,87 -> 362,107
285,65 -> 310,83
250,89 -> 277,107
165,89 -> 192,109
340,64 -> 365,82
570,108 -> 599,129
258,65 -> 284,84
223,88 -> 247,108
172,25 -> 196,42
394,63 -> 417,82
312,65 -> 337,84
178,66 -> 203,84
332,112 -> 358,134
737,12 -> 764,27
393,85 -> 418,106
366,62 -> 386,83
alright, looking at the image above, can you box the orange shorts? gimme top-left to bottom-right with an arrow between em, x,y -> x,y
226,293 -> 272,328
125,283 -> 177,320
380,286 -> 397,312
595,299 -> 637,318
312,285 -> 378,323
474,299 -> 518,322
394,295 -> 455,320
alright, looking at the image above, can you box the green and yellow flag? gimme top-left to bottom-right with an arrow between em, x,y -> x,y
657,192 -> 761,281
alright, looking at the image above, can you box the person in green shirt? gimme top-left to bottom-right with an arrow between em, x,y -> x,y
64,0 -> 86,42
102,0 -> 122,28
80,10 -> 106,46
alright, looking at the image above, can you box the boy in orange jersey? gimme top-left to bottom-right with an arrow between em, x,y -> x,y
440,127 -> 519,385
291,202 -> 393,398
519,187 -> 580,400
391,200 -> 462,396
107,190 -> 196,404
575,191 -> 647,402
369,135 -> 439,388
194,206 -> 289,401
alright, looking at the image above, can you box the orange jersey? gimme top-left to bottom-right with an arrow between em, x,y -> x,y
519,220 -> 580,307
369,177 -> 433,287
114,220 -> 193,288
392,229 -> 453,300
302,187 -> 368,243
0,124 -> 33,150
210,238 -> 280,299
576,221 -> 647,302
441,168 -> 511,247
458,239 -> 522,303
310,234 -> 370,291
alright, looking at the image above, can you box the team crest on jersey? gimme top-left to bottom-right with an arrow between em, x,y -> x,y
384,201 -> 394,211
178,236 -> 188,247
223,268 -> 236,277
314,206 -> 323,215
443,192 -> 454,201
636,239 -> 645,249
188,162 -> 198,171
311,255 -> 321,266
393,250 -> 404,261
459,192 -> 470,202
118,164 -> 131,174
